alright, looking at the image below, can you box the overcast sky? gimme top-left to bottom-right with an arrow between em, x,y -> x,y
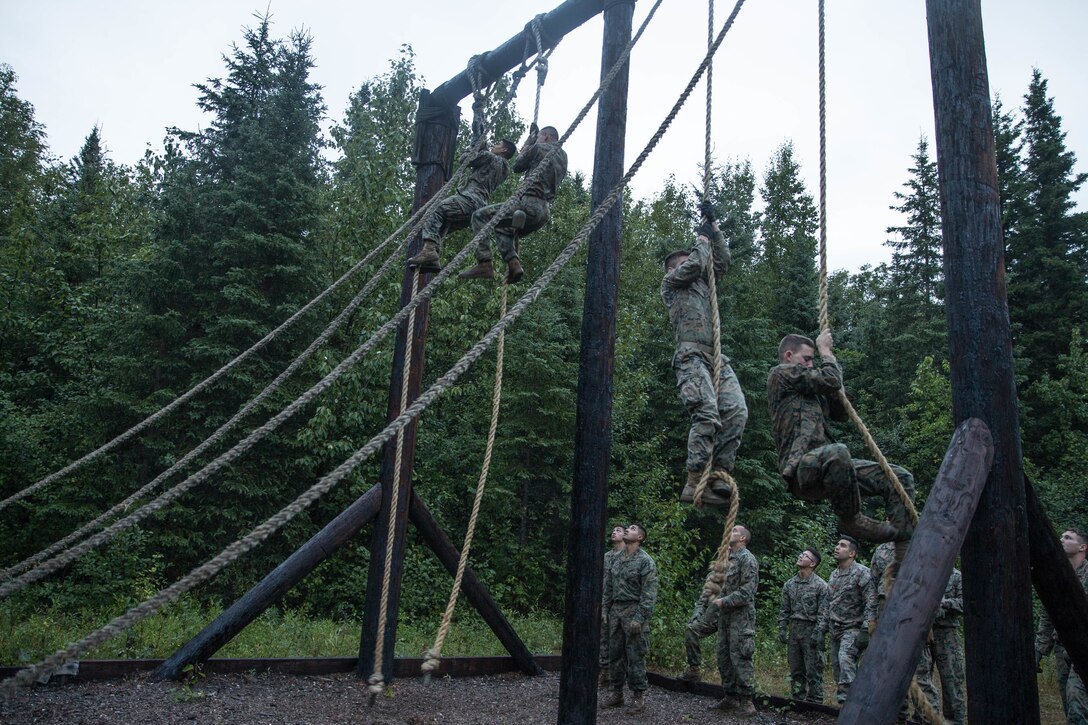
2,0 -> 1085,272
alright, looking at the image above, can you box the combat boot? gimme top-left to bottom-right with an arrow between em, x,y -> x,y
708,694 -> 738,711
407,240 -> 442,273
678,666 -> 700,682
458,260 -> 495,280
505,257 -> 524,283
680,471 -> 728,506
837,512 -> 899,543
735,698 -> 758,717
597,668 -> 610,687
602,688 -> 624,708
627,691 -> 645,714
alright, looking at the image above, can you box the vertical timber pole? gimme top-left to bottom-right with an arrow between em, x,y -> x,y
926,1 -> 1040,722
358,90 -> 460,684
558,2 -> 634,723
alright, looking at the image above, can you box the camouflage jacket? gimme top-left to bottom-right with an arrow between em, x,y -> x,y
820,562 -> 876,633
1035,558 -> 1088,655
870,542 -> 895,599
767,360 -> 844,480
458,149 -> 510,207
779,573 -> 829,634
934,568 -> 963,628
604,547 -> 658,625
513,141 -> 567,201
660,231 -> 731,354
715,547 -> 759,615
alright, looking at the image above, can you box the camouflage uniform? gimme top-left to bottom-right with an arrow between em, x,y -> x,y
819,561 -> 876,704
470,141 -> 567,263
661,230 -> 748,475
715,547 -> 759,699
603,547 -> 658,694
420,148 -> 509,252
779,572 -> 829,702
1036,559 -> 1088,725
684,568 -> 725,668
767,361 -> 915,533
600,547 -> 622,669
927,568 -> 966,724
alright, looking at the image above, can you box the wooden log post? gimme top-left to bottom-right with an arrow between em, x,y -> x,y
557,1 -> 634,723
358,90 -> 459,684
926,1 -> 1039,721
1026,478 -> 1088,682
152,485 -> 383,681
408,492 -> 541,676
839,419 -> 993,724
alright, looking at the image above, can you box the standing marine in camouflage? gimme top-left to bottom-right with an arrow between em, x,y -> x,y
679,566 -> 725,681
779,547 -> 829,703
661,201 -> 748,506
707,525 -> 759,717
818,536 -> 876,705
926,567 -> 966,725
1036,528 -> 1088,725
599,525 -> 626,686
460,124 -> 568,284
407,139 -> 516,273
768,331 -> 915,542
602,523 -> 658,715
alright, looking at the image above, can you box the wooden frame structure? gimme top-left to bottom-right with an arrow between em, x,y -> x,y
152,2 -> 1088,724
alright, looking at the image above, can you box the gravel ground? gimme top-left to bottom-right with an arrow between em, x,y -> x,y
1,671 -> 837,724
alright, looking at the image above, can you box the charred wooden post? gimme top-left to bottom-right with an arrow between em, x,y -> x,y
557,1 -> 635,723
839,419 -> 993,724
926,1 -> 1040,721
408,492 -> 541,676
152,485 -> 383,681
358,89 -> 459,684
1026,478 -> 1088,682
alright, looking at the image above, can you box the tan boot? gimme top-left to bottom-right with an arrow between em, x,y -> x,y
708,694 -> 738,711
505,257 -> 524,283
458,260 -> 495,280
736,698 -> 758,717
680,471 -> 728,506
602,688 -> 624,707
678,666 -> 700,682
627,691 -> 645,714
837,512 -> 899,543
407,240 -> 441,273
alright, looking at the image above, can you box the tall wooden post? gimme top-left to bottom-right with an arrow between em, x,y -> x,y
926,1 -> 1040,721
358,90 -> 459,684
557,1 -> 634,723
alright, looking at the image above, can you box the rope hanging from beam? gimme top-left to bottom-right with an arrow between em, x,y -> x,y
0,0 -> 741,696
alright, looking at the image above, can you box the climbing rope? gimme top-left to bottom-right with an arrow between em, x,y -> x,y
421,282 -> 508,679
367,270 -> 420,702
1,0 -> 736,694
815,2 -> 932,721
527,15 -> 553,129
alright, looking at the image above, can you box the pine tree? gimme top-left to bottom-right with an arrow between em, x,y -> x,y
886,136 -> 943,307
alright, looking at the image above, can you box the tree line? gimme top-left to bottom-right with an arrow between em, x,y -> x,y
1,18 -> 1085,637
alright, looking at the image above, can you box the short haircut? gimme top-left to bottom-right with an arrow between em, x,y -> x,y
1068,528 -> 1088,547
839,536 -> 859,555
804,548 -> 822,567
539,125 -> 559,142
779,334 -> 815,362
628,523 -> 647,542
496,138 -> 517,158
735,524 -> 751,543
663,249 -> 689,269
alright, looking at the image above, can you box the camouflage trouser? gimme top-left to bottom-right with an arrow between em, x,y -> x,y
608,603 -> 649,692
829,625 -> 864,704
599,611 -> 609,667
470,195 -> 549,263
931,626 -> 966,724
913,643 -> 937,718
420,193 -> 480,251
717,608 -> 756,697
795,444 -> 916,533
684,601 -> 719,667
673,350 -> 748,474
1056,645 -> 1088,725
787,620 -> 824,702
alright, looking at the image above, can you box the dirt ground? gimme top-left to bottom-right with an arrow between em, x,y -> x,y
1,670 -> 837,725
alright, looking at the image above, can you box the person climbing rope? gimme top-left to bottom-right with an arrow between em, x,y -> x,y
767,331 -> 915,543
660,201 -> 747,506
407,138 -> 517,273
459,124 -> 568,284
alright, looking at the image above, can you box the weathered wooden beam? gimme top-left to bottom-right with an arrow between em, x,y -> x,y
358,90 -> 459,684
839,419 -> 993,724
1026,477 -> 1088,682
407,491 -> 541,676
557,2 -> 633,724
925,1 -> 1039,722
430,0 -> 607,108
151,484 -> 382,681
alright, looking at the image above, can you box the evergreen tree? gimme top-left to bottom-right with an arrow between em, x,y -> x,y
992,94 -> 1028,243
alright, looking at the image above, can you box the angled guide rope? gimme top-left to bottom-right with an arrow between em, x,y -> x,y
0,0 -> 737,695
